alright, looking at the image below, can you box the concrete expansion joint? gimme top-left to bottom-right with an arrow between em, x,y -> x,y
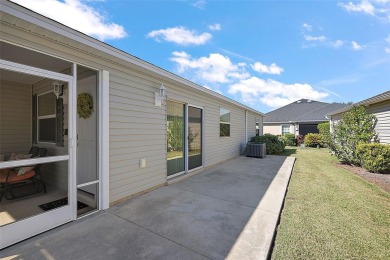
107,211 -> 213,260
168,185 -> 258,210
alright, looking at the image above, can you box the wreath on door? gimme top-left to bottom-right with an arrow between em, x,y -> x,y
77,93 -> 93,119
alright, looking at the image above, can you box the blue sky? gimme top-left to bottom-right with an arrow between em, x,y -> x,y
13,0 -> 390,112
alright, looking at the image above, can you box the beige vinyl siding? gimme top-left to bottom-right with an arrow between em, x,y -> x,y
258,116 -> 264,136
366,100 -> 390,144
330,113 -> 343,132
108,71 -> 167,203
247,112 -> 256,140
0,80 -> 32,155
331,100 -> 390,144
1,18 -> 263,204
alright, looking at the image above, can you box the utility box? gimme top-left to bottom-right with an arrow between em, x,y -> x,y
139,158 -> 146,168
246,143 -> 266,158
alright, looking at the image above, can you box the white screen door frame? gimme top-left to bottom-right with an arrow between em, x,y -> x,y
0,59 -> 77,249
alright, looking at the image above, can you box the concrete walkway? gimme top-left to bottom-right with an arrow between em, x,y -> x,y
0,156 -> 295,260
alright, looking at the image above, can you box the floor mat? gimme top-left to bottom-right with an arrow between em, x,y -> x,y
39,197 -> 88,211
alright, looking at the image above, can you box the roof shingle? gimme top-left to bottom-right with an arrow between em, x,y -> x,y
264,99 -> 348,123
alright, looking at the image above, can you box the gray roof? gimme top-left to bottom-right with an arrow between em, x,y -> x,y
328,90 -> 390,116
264,99 -> 348,123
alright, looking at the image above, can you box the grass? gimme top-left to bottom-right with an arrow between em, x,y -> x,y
272,147 -> 390,259
167,149 -> 201,159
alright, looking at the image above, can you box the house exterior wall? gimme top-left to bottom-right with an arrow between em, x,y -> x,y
330,99 -> 390,144
263,124 -> 281,135
168,87 -> 248,168
0,80 -> 32,155
247,112 -> 255,140
263,123 -> 294,135
1,16 -> 263,204
368,100 -> 390,144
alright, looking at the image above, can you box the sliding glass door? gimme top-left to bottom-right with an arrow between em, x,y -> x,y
188,106 -> 202,170
166,102 -> 203,177
167,101 -> 185,176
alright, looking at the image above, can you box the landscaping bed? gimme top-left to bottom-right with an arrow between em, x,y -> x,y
271,147 -> 390,259
339,163 -> 390,193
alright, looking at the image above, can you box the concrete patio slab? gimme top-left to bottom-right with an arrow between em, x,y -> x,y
0,155 -> 295,260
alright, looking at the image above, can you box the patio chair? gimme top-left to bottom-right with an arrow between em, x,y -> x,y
0,147 -> 47,201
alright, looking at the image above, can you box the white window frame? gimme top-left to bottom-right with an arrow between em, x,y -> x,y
281,124 -> 290,135
220,107 -> 231,137
37,90 -> 57,144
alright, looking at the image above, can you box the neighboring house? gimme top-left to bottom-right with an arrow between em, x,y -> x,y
263,99 -> 348,136
0,1 -> 264,248
328,91 -> 390,144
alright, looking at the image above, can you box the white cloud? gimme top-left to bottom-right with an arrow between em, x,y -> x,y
170,51 -> 249,83
331,40 -> 344,48
385,35 -> 390,53
147,26 -> 212,46
170,51 -> 328,108
304,35 -> 327,42
302,23 -> 313,31
339,0 -> 390,22
351,41 -> 363,50
228,77 -> 329,108
339,0 -> 376,15
251,62 -> 283,75
208,23 -> 221,31
192,0 -> 206,9
302,24 -> 347,50
11,0 -> 127,41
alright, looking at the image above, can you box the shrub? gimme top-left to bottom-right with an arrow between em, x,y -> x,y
296,134 -> 304,146
330,106 -> 377,165
356,143 -> 390,173
250,134 -> 285,154
304,133 -> 324,147
317,122 -> 331,146
283,133 -> 296,146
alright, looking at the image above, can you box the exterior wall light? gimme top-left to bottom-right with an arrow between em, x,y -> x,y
53,81 -> 64,99
155,83 -> 166,107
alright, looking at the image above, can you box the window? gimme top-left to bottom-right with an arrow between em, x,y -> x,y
37,92 -> 57,143
282,124 -> 290,135
220,108 -> 230,137
255,118 -> 260,136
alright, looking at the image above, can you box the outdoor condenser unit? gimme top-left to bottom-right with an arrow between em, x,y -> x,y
246,143 -> 266,158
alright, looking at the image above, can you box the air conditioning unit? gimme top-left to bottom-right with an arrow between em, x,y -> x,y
246,142 -> 266,158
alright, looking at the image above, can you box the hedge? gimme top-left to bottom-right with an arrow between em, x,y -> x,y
283,133 -> 296,146
304,133 -> 324,147
250,134 -> 285,154
356,143 -> 390,173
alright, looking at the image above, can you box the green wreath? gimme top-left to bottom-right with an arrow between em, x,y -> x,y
77,93 -> 93,119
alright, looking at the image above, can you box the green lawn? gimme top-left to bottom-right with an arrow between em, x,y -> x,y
167,149 -> 201,159
272,147 -> 390,259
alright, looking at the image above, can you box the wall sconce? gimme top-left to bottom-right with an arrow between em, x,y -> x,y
155,83 -> 166,107
53,81 -> 64,99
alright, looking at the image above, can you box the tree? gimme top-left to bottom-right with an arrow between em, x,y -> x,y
167,118 -> 184,152
330,105 -> 377,165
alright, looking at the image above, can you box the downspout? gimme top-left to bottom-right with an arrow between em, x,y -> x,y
245,110 -> 248,142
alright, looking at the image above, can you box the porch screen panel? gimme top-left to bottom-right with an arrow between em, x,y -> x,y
0,68 -> 70,228
188,106 -> 202,170
167,101 -> 185,176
